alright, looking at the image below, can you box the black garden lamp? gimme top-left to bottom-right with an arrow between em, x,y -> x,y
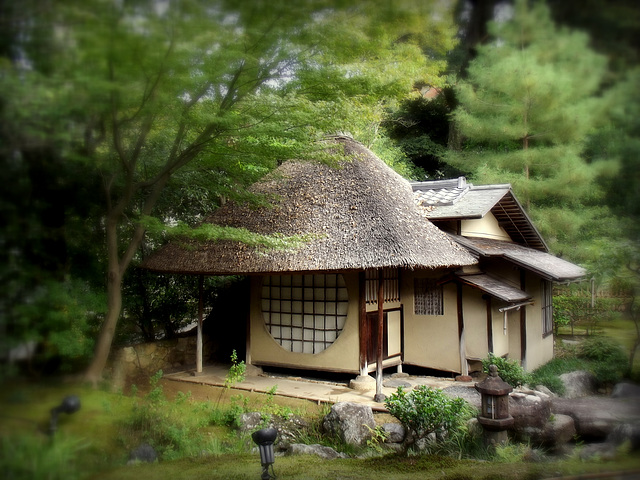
252,427 -> 277,480
49,395 -> 81,437
475,365 -> 513,445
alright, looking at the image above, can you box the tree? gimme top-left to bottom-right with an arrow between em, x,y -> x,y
0,0 -> 457,382
447,0 -> 615,260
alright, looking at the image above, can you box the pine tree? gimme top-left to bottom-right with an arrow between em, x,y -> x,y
447,0 -> 615,260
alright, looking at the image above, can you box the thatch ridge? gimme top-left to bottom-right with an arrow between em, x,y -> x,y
142,137 -> 477,275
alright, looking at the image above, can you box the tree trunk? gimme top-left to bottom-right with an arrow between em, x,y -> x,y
84,262 -> 123,385
84,213 -> 125,385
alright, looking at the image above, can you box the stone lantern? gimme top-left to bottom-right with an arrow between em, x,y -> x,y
475,364 -> 513,445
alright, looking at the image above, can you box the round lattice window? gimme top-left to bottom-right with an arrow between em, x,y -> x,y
261,274 -> 348,354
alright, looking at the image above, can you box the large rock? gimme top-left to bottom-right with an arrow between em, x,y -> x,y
611,381 -> 640,399
551,396 -> 640,440
559,370 -> 597,398
509,391 -> 551,438
286,443 -> 346,460
128,444 -> 158,464
323,402 -> 375,447
606,421 -> 640,452
238,412 -> 308,447
381,423 -> 406,444
537,414 -> 576,449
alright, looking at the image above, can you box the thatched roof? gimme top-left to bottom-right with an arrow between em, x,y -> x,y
142,136 -> 477,275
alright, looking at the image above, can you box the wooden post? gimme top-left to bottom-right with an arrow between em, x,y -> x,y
520,270 -> 527,370
457,282 -> 468,376
359,271 -> 367,376
375,269 -> 385,402
196,275 -> 204,374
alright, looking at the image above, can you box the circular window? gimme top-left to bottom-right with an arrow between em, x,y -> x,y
261,274 -> 348,354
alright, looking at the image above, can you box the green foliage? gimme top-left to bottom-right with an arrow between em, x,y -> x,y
448,0 -> 614,265
121,371 -> 209,460
365,424 -> 389,453
482,353 -> 531,388
530,337 -> 629,394
529,357 -> 586,396
0,432 -> 88,480
140,216 -> 317,251
578,337 -> 628,384
3,278 -> 105,375
553,295 -> 615,336
225,350 -> 246,388
385,386 -> 474,440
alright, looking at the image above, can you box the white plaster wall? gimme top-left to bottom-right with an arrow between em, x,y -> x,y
461,214 -> 511,241
402,271 -> 461,373
523,273 -> 554,370
462,287 -> 488,361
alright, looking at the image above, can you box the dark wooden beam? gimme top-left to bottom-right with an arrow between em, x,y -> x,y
359,271 -> 367,374
375,269 -> 385,402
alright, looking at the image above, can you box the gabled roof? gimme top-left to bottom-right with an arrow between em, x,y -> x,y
142,137 -> 477,276
411,177 -> 547,251
452,235 -> 587,283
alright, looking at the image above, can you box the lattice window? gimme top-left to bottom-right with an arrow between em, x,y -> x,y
414,278 -> 444,315
261,274 -> 348,354
542,280 -> 553,337
365,268 -> 400,305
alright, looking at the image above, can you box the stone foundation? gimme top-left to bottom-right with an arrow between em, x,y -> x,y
109,337 -> 198,390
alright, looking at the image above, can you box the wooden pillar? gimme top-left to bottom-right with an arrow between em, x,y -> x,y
519,270 -> 527,369
457,282 -> 468,376
196,275 -> 204,374
358,271 -> 367,376
375,269 -> 385,402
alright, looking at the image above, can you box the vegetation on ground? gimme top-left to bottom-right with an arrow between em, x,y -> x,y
530,336 -> 629,395
2,376 -> 639,480
385,385 -> 478,457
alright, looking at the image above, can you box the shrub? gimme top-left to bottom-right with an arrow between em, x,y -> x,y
385,386 -> 473,440
482,353 -> 531,388
578,337 -> 628,385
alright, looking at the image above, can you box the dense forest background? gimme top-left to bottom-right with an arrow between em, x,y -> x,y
1,0 -> 638,380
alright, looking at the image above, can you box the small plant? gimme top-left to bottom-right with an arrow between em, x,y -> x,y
364,424 -> 388,453
215,350 -> 246,408
225,349 -> 246,387
482,353 -> 531,388
385,386 -> 473,442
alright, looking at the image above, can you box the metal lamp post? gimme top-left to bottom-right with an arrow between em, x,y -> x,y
49,395 -> 81,437
251,427 -> 277,480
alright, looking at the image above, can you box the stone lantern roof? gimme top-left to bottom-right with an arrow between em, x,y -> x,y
475,365 -> 513,396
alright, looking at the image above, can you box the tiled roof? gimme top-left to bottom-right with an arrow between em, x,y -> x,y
411,177 -> 470,206
411,177 -> 547,251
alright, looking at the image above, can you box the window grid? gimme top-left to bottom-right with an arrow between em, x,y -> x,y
365,268 -> 400,304
262,274 -> 348,354
414,278 -> 444,315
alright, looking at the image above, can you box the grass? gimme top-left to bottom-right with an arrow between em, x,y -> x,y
2,376 -> 640,480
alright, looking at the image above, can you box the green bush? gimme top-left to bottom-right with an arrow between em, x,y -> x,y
385,386 -> 473,440
578,337 -> 628,384
482,353 -> 531,388
530,337 -> 629,394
